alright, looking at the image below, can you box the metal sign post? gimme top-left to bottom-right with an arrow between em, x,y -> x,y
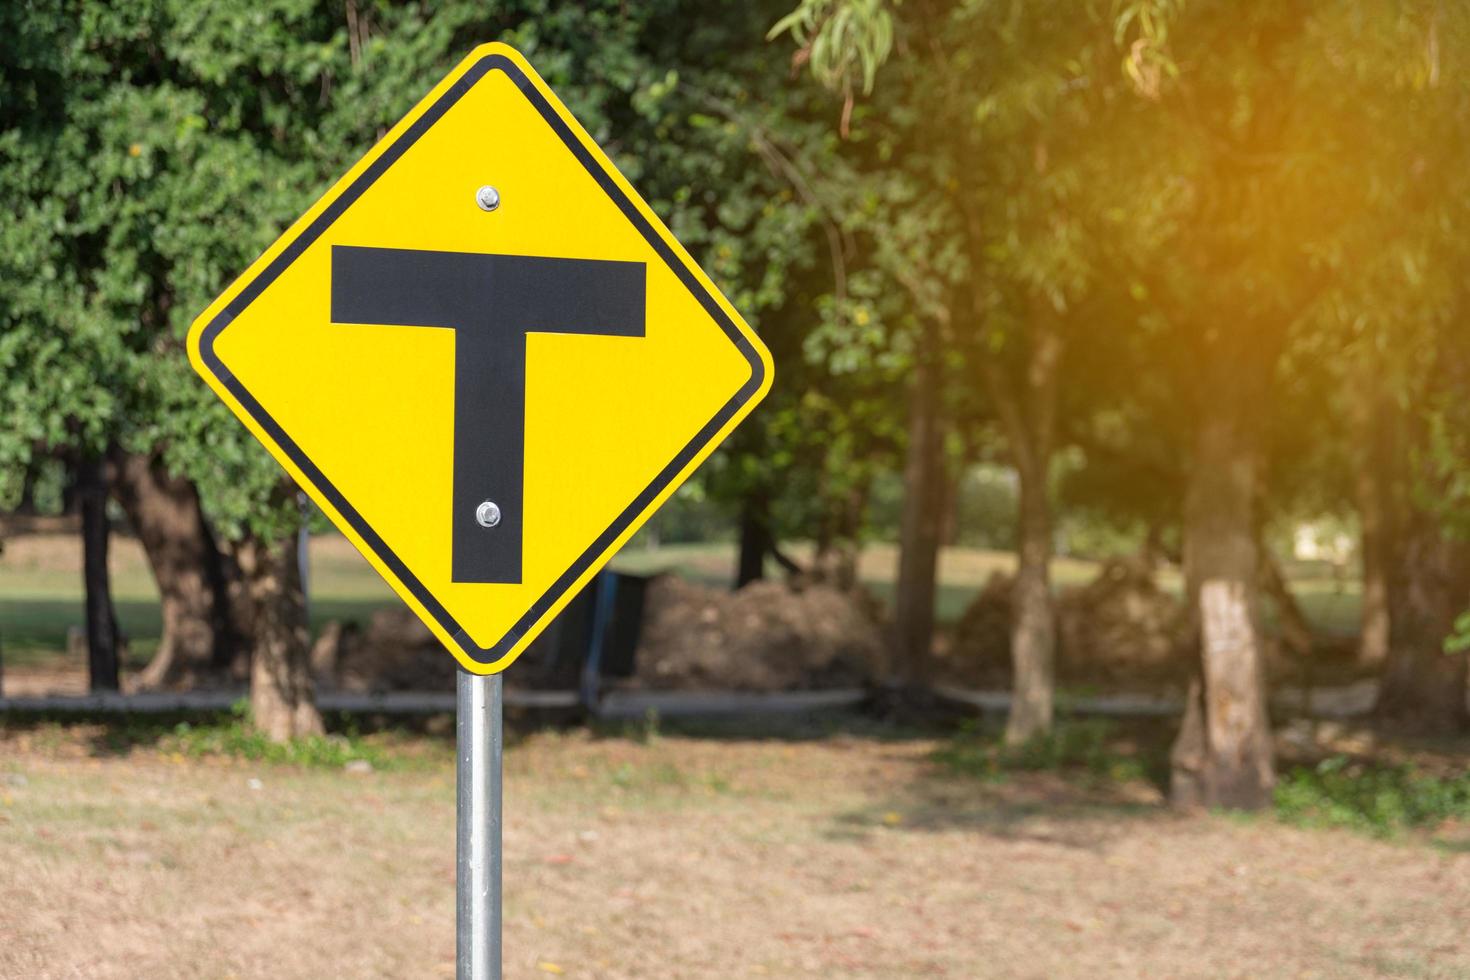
185,43 -> 771,977
456,670 -> 503,980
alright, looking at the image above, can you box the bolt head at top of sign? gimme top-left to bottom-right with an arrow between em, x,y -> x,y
187,42 -> 772,675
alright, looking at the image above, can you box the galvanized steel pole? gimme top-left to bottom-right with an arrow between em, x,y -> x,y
457,670 -> 503,980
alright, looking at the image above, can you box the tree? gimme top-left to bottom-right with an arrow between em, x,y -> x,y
1287,0 -> 1470,731
0,4 -> 128,690
1159,0 -> 1470,788
614,1 -> 892,593
1365,306 -> 1470,734
938,3 -> 1170,743
1140,3 -> 1347,810
770,1 -> 955,688
772,0 -> 1178,730
2,0 -> 350,734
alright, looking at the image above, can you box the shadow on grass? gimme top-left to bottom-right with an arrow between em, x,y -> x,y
822,717 -> 1177,850
586,707 -> 944,747
826,796 -> 1168,853
583,709 -> 1180,848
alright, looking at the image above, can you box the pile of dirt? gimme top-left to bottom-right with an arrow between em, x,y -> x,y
312,609 -> 459,692
935,572 -> 1015,686
628,576 -> 883,691
942,559 -> 1190,687
312,574 -> 885,693
1057,558 -> 1189,682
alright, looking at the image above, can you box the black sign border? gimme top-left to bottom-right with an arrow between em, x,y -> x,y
197,53 -> 766,667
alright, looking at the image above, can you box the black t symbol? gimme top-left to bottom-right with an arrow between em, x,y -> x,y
331,245 -> 646,584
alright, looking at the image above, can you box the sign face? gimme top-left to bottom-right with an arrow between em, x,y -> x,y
188,43 -> 772,674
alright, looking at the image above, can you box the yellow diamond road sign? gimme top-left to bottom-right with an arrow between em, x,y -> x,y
188,43 -> 773,675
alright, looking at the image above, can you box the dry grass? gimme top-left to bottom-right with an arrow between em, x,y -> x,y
2,722 -> 1467,979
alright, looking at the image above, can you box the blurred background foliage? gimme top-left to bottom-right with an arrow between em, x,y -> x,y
2,0 -> 1468,799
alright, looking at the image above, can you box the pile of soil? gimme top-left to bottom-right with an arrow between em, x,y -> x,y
312,574 -> 885,693
628,576 -> 883,691
941,559 -> 1190,687
935,572 -> 1015,687
312,609 -> 459,692
1057,558 -> 1189,682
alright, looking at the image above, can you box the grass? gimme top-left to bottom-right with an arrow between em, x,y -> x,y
604,759 -> 734,796
1275,755 -> 1470,838
164,715 -> 398,770
7,725 -> 1468,978
933,717 -> 1470,841
5,703 -> 444,772
933,721 -> 1470,846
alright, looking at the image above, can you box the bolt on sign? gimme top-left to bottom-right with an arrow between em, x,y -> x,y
189,43 -> 773,674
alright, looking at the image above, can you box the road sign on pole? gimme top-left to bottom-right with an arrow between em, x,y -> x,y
188,42 -> 771,980
188,41 -> 772,676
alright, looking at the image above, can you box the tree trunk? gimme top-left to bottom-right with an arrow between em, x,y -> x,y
892,317 -> 946,686
1170,407 -> 1275,810
1375,513 -> 1470,733
812,480 -> 868,591
735,491 -> 772,588
1140,523 -> 1172,569
0,530 -> 4,694
76,457 -> 121,692
1352,376 -> 1396,668
997,317 -> 1063,746
939,464 -> 963,548
1357,499 -> 1393,669
111,452 -> 229,689
205,520 -> 253,677
237,532 -> 322,742
1006,459 -> 1056,744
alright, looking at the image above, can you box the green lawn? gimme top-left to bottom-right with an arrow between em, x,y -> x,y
0,533 -> 400,668
0,532 -> 1362,670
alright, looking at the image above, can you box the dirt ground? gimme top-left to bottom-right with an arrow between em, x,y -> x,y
2,721 -> 1467,980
